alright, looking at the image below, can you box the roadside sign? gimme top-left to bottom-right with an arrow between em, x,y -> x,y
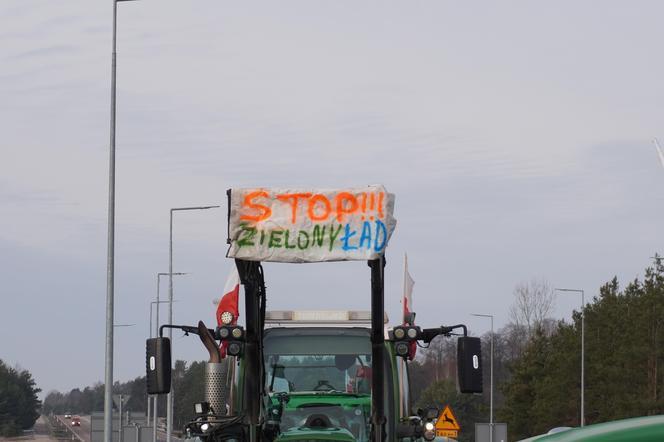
475,423 -> 507,442
112,394 -> 130,409
436,405 -> 460,438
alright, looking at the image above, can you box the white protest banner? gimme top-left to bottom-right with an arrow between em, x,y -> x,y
227,185 -> 396,263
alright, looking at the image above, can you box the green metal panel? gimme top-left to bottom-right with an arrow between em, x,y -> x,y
280,392 -> 372,409
276,426 -> 357,441
519,415 -> 664,442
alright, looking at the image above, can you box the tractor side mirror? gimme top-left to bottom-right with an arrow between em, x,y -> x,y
457,336 -> 483,393
146,337 -> 171,394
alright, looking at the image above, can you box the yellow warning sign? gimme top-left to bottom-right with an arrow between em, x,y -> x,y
436,405 -> 461,430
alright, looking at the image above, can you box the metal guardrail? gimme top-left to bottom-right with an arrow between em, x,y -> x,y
46,415 -> 68,440
52,415 -> 85,442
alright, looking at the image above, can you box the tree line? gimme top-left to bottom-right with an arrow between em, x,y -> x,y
409,258 -> 664,441
42,360 -> 206,433
0,360 -> 41,437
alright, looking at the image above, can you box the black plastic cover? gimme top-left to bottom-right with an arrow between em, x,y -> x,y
457,336 -> 483,394
146,337 -> 171,394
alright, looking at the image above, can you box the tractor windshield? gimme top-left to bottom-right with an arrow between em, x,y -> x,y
263,328 -> 373,441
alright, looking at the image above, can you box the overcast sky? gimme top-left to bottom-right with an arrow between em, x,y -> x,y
2,0 -> 664,397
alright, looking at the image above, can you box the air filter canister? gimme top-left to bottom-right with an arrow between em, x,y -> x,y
205,362 -> 228,416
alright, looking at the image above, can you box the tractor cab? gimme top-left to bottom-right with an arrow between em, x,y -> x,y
262,315 -> 376,442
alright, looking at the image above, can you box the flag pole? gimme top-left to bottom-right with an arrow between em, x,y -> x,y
402,253 -> 408,323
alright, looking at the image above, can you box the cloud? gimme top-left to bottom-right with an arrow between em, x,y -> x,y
4,45 -> 78,62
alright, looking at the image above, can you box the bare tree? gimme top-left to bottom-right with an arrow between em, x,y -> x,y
509,279 -> 555,338
420,336 -> 457,382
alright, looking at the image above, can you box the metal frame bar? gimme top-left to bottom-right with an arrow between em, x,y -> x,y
369,257 -> 387,442
235,259 -> 265,442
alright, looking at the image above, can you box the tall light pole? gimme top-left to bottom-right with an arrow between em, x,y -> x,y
148,299 -> 179,434
152,273 -> 186,442
555,288 -> 585,427
155,272 -> 187,336
113,323 -> 135,442
104,3 -> 137,442
167,206 -> 220,442
471,313 -> 494,442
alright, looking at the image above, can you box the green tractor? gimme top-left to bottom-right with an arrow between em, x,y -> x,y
146,187 -> 483,442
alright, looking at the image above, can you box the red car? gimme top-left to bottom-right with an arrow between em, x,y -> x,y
71,416 -> 81,427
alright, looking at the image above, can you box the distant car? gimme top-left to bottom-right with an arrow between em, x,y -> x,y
64,413 -> 72,419
72,416 -> 81,427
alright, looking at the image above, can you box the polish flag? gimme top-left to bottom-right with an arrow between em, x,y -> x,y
216,266 -> 240,357
402,253 -> 416,360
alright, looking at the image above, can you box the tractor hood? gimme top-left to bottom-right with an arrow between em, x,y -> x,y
271,392 -> 371,442
276,426 -> 356,442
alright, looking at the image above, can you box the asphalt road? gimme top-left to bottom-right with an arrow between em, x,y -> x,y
57,415 -> 91,442
55,415 -> 183,442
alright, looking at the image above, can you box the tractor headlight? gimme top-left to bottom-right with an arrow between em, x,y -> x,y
194,402 -> 209,415
395,342 -> 410,357
423,421 -> 436,441
228,342 -> 243,357
393,327 -> 406,339
220,311 -> 234,325
218,327 -> 230,339
231,327 -> 243,339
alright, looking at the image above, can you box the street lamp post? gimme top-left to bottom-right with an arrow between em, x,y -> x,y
152,273 -> 186,442
167,206 -> 219,442
156,272 -> 187,337
150,299 -> 178,338
113,323 -> 135,442
148,299 -> 179,434
471,313 -> 494,442
555,288 -> 585,427
104,3 -> 138,442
